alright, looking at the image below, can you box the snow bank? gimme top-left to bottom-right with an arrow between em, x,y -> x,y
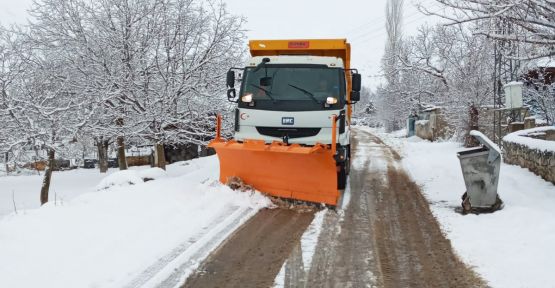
137,167 -> 167,181
374,128 -> 555,288
503,127 -> 555,152
0,158 -> 218,219
96,170 -> 145,190
96,168 -> 168,190
0,156 -> 271,288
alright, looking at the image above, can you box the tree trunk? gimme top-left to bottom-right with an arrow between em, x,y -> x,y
4,152 -> 9,175
465,104 -> 480,147
117,136 -> 128,170
40,149 -> 55,205
154,143 -> 166,170
97,139 -> 109,173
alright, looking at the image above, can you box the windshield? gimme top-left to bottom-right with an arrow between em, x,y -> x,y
238,64 -> 345,111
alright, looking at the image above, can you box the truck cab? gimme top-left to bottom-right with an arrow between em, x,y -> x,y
228,39 -> 360,147
234,55 -> 351,146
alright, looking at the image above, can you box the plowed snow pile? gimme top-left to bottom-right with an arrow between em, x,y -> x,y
0,156 -> 271,288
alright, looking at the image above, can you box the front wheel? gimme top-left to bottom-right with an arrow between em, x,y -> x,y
338,163 -> 347,190
345,145 -> 351,175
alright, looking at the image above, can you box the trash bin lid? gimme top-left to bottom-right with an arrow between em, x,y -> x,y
469,130 -> 501,164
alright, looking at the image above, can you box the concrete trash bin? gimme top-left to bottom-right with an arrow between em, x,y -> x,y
457,130 -> 503,213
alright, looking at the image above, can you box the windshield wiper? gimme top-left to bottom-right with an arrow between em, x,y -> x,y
288,84 -> 321,104
250,84 -> 277,102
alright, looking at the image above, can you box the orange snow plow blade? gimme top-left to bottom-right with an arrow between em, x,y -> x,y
208,115 -> 340,206
209,140 -> 339,205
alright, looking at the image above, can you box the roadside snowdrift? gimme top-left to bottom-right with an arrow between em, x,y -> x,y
0,156 -> 270,288
362,126 -> 555,288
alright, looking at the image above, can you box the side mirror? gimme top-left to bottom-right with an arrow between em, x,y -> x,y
227,88 -> 237,102
260,76 -> 273,87
352,73 -> 361,92
226,70 -> 235,88
350,91 -> 360,103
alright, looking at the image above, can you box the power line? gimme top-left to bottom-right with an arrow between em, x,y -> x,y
343,0 -> 439,40
350,4 -> 436,39
351,5 -> 444,45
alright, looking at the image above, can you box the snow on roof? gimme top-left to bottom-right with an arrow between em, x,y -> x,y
505,81 -> 523,87
416,120 -> 429,125
503,127 -> 555,152
537,119 -> 548,125
527,57 -> 555,69
421,105 -> 442,112
525,116 -> 548,125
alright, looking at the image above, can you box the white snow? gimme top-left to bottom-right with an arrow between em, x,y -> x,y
503,126 -> 555,152
528,56 -> 555,69
138,167 -> 168,181
96,168 -> 168,190
365,127 -> 555,288
470,130 -> 502,155
300,209 -> 327,271
0,156 -> 271,288
273,209 -> 328,288
1,168 -> 120,218
96,169 -> 145,190
416,119 -> 429,125
341,179 -> 352,210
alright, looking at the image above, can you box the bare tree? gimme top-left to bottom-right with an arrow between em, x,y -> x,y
24,0 -> 246,171
0,26 -> 94,204
421,0 -> 555,59
1,0 -> 246,204
379,0 -> 407,131
398,23 -> 495,136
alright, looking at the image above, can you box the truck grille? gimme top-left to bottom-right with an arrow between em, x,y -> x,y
256,127 -> 321,139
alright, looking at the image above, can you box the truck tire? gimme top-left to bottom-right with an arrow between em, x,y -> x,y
338,163 -> 347,190
346,145 -> 351,175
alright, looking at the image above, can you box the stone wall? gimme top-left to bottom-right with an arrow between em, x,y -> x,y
127,156 -> 151,167
502,128 -> 555,184
415,108 -> 450,141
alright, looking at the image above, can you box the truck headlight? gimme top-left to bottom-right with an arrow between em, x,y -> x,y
326,97 -> 338,105
241,93 -> 253,103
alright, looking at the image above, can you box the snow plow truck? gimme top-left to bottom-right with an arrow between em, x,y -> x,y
209,39 -> 361,206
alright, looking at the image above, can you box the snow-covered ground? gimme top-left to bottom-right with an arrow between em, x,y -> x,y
1,167 -> 118,218
362,126 -> 555,288
0,156 -> 270,288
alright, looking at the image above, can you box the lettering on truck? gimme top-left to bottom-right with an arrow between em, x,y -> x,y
282,117 -> 295,125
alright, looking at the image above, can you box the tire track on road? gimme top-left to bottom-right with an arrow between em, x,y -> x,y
182,208 -> 315,288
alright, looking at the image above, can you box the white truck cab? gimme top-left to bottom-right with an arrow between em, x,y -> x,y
232,55 -> 351,147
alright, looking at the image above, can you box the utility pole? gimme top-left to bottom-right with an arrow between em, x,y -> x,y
492,18 -> 522,145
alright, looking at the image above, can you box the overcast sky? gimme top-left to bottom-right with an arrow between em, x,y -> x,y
0,0 -> 441,89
